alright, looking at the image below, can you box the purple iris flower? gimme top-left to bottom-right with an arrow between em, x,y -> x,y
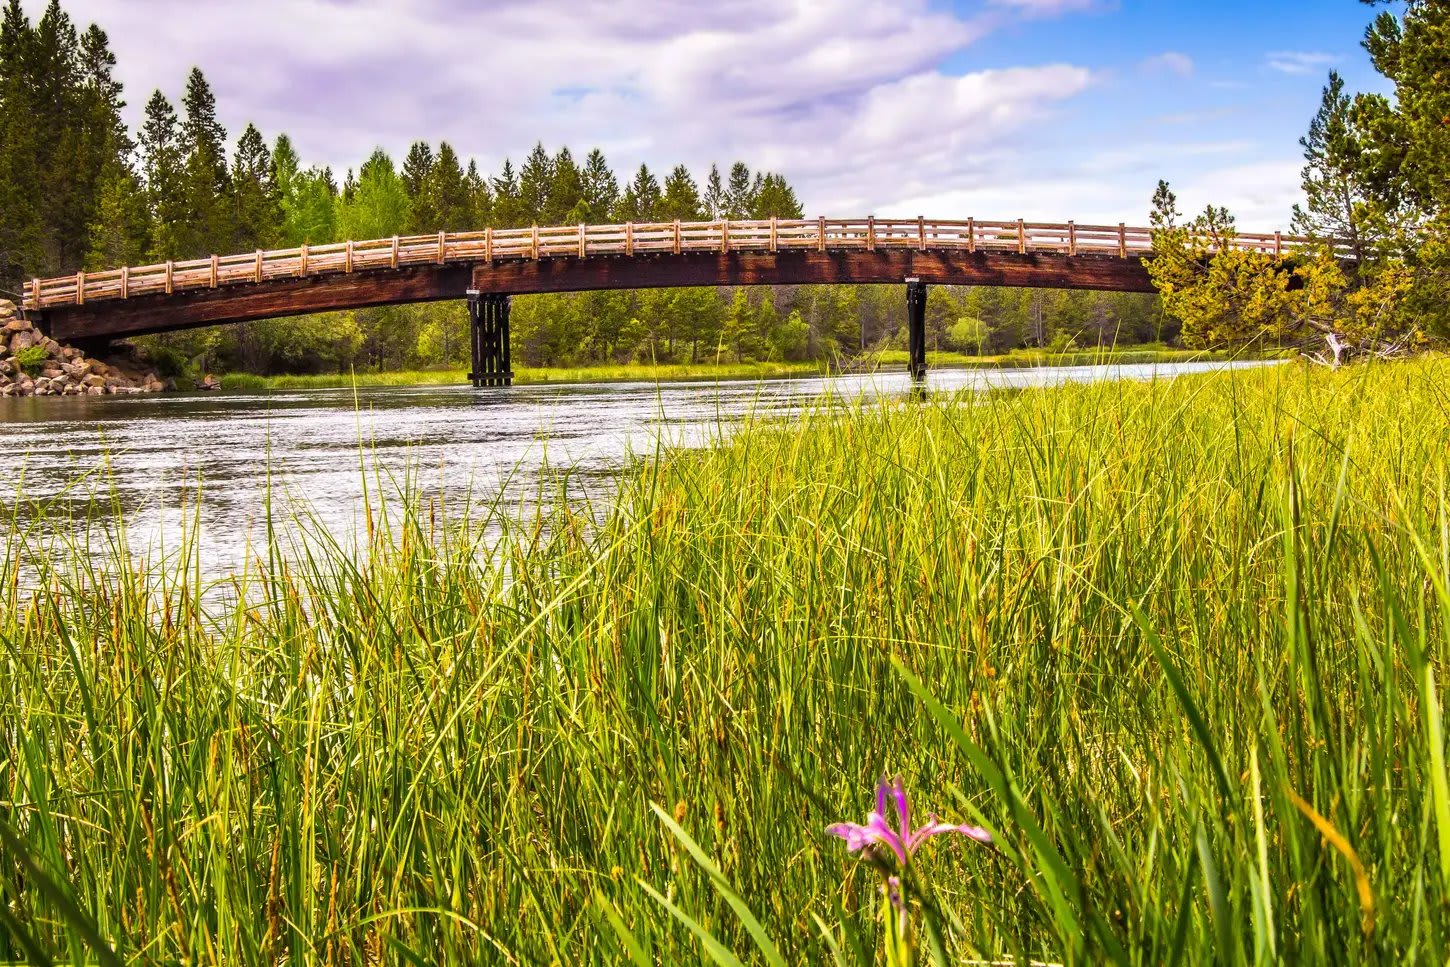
826,776 -> 991,867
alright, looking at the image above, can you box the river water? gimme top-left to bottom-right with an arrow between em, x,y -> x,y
1,361 -> 1275,576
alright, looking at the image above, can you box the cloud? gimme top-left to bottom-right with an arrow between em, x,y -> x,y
987,0 -> 1100,15
1266,51 -> 1337,76
1142,52 -> 1194,77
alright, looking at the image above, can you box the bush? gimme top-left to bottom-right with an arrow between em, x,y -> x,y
13,345 -> 49,376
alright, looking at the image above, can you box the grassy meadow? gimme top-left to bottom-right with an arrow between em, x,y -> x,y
4,359 -> 1450,963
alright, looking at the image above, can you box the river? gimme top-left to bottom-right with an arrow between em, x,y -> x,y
1,361 -> 1276,576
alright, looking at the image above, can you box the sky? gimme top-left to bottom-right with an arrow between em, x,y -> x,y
33,0 -> 1396,230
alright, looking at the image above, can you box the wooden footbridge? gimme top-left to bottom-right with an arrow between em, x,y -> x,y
22,217 -> 1310,386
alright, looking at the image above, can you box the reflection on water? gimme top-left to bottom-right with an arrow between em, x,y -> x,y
0,361 -> 1278,575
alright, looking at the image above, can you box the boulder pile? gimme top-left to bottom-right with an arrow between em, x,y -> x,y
0,300 -> 167,398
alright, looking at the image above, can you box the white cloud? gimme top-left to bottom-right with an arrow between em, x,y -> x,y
1266,51 -> 1337,76
987,0 -> 1100,15
1142,52 -> 1194,76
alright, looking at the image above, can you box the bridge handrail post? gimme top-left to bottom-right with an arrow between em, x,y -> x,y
1068,221 -> 1077,257
1017,219 -> 1027,255
211,254 -> 220,288
579,223 -> 587,259
769,217 -> 778,253
75,270 -> 85,305
1118,223 -> 1128,258
30,278 -> 39,307
165,261 -> 174,294
120,265 -> 129,299
625,223 -> 634,256
967,217 -> 976,253
299,243 -> 309,277
867,215 -> 876,252
438,231 -> 447,265
391,236 -> 400,268
1275,232 -> 1283,258
531,226 -> 540,260
721,220 -> 729,254
483,229 -> 492,262
817,216 -> 826,253
674,220 -> 682,255
917,215 -> 926,252
255,250 -> 263,283
345,240 -> 354,273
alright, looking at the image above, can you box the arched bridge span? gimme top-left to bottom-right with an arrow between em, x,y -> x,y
23,217 -> 1309,385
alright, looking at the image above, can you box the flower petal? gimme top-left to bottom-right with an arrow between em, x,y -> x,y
866,811 -> 909,866
887,777 -> 911,844
826,822 -> 875,852
906,816 -> 994,852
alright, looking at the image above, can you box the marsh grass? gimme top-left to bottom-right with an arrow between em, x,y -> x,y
3,360 -> 1450,963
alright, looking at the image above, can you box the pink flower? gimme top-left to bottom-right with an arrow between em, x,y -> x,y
826,776 -> 991,868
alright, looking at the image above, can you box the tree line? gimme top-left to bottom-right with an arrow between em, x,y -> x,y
1150,0 -> 1450,365
0,0 -> 1165,376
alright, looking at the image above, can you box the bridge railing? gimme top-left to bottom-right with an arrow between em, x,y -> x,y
23,217 -> 1326,312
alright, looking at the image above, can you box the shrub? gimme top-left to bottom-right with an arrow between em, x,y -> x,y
13,345 -> 49,375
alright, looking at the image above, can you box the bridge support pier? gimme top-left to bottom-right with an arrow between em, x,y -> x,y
468,292 -> 513,388
906,278 -> 927,382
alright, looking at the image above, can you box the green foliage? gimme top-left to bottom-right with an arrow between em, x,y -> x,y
11,343 -> 47,374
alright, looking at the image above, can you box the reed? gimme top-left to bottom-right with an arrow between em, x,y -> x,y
2,359 -> 1449,963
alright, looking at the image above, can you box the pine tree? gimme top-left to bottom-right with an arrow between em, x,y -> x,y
231,123 -> 281,248
581,148 -> 619,222
139,89 -> 186,260
0,0 -> 40,282
519,143 -> 553,224
285,167 -> 338,245
749,173 -> 802,218
466,159 -> 492,227
429,142 -> 470,231
660,164 -> 703,221
703,164 -> 725,220
546,146 -> 584,223
178,68 -> 231,255
272,133 -> 300,208
401,141 -> 436,231
31,0 -> 84,271
84,158 -> 147,269
1291,72 -> 1370,260
491,159 -> 524,227
724,162 -> 754,219
616,164 -> 661,221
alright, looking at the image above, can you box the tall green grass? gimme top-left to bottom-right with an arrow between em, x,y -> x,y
3,360 -> 1450,963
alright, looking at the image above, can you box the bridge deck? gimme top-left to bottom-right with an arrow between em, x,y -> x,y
23,217 -> 1314,342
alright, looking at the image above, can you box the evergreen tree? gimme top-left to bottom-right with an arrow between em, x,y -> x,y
491,159 -> 525,227
465,160 -> 492,227
429,142 -> 470,231
178,68 -> 231,255
1291,72 -> 1370,260
231,122 -> 281,248
703,163 -> 725,220
616,164 -> 662,221
31,0 -> 84,271
519,143 -> 553,224
580,148 -> 619,222
750,173 -> 803,218
138,89 -> 186,260
284,167 -> 338,245
272,133 -> 300,210
724,162 -> 754,218
401,140 -> 436,231
84,158 -> 147,269
660,164 -> 703,221
546,146 -> 584,223
0,0 -> 40,281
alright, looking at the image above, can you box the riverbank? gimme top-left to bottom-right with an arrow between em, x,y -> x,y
217,344 -> 1243,390
4,359 -> 1443,962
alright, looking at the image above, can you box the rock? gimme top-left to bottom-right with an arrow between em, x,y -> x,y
62,361 -> 89,379
82,373 -> 107,388
86,384 -> 103,396
41,367 -> 64,380
145,379 -> 166,393
1,318 -> 29,333
60,345 -> 80,360
40,337 -> 60,356
0,301 -> 15,319
9,329 -> 35,353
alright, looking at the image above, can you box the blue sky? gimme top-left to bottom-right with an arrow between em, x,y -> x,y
35,0 -> 1395,229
